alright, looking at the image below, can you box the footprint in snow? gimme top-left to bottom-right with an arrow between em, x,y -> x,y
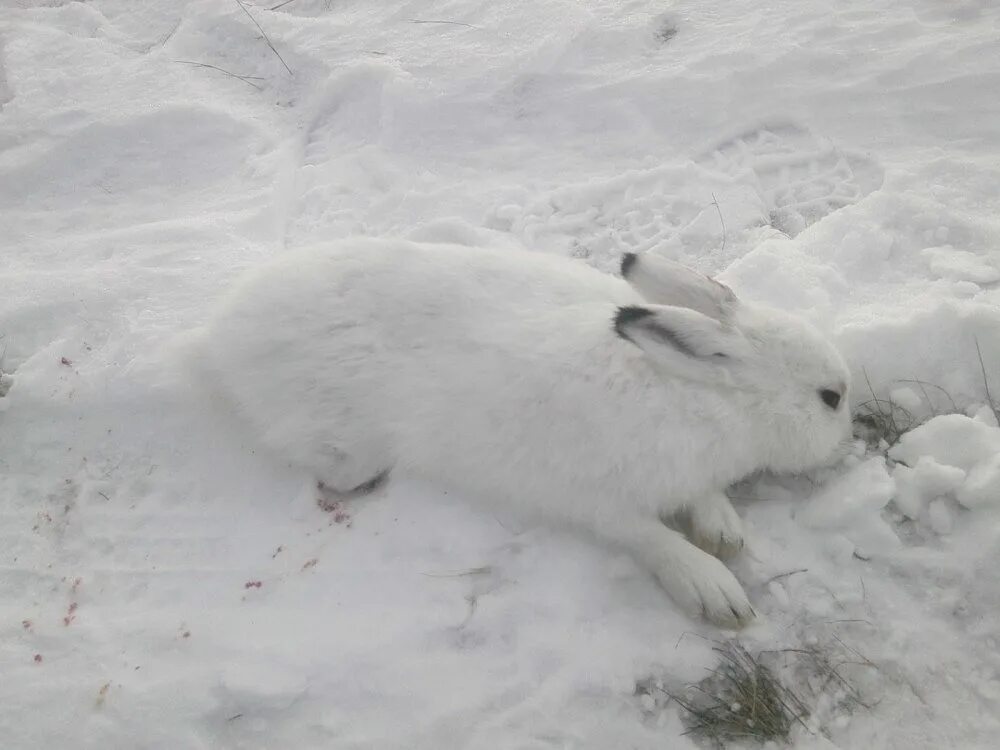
695,121 -> 884,237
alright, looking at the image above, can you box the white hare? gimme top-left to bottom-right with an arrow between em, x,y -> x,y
191,239 -> 851,627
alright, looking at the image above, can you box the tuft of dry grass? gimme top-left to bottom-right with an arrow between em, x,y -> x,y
853,337 -> 1000,451
638,636 -> 877,747
666,641 -> 810,746
852,369 -> 918,449
852,399 -> 916,449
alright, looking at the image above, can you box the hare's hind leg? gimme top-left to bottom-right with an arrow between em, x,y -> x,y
318,467 -> 390,501
349,469 -> 391,494
316,444 -> 392,509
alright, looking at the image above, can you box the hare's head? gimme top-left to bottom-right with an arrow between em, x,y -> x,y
617,253 -> 852,474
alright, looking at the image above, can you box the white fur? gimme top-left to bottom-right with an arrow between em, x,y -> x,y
191,239 -> 852,627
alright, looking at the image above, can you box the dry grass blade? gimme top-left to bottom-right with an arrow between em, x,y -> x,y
420,566 -> 492,578
711,192 -> 727,253
236,0 -> 293,75
894,378 -> 957,415
765,568 -> 808,585
411,19 -> 475,27
270,0 -> 300,9
830,634 -> 877,669
174,60 -> 264,90
865,368 -> 898,436
975,336 -> 1000,426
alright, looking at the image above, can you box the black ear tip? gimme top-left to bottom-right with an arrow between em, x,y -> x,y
620,252 -> 638,277
613,305 -> 652,340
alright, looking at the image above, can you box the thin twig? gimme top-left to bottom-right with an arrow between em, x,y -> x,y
270,0 -> 299,9
174,60 -> 263,90
765,568 -> 807,585
863,367 -> 895,435
862,367 -> 881,414
420,566 -> 492,578
711,192 -> 727,253
411,19 -> 475,27
831,634 -> 878,669
490,513 -> 515,533
236,0 -> 293,75
820,661 -> 873,709
915,380 -> 934,416
975,336 -> 1000,425
675,630 -> 712,649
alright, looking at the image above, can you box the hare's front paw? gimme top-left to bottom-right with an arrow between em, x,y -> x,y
687,493 -> 744,560
663,549 -> 755,629
598,519 -> 755,629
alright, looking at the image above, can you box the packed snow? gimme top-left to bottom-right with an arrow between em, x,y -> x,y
2,1 -> 1000,748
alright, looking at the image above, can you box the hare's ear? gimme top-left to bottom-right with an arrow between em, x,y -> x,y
620,253 -> 737,322
614,305 -> 751,373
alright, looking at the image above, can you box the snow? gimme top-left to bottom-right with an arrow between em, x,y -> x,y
888,386 -> 923,413
795,456 -> 900,558
890,413 -> 1000,510
2,1 -> 1000,748
923,245 -> 1000,285
892,456 -> 966,519
958,454 -> 1000,510
890,414 -> 1000,472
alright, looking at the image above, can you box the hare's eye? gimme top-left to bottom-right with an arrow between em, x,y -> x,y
819,389 -> 841,410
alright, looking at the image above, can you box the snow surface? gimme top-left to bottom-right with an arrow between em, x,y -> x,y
3,1 -> 1000,748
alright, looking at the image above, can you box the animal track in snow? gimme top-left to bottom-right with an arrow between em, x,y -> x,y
487,164 -> 763,273
278,65 -> 402,247
489,122 -> 882,272
696,121 -> 883,237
